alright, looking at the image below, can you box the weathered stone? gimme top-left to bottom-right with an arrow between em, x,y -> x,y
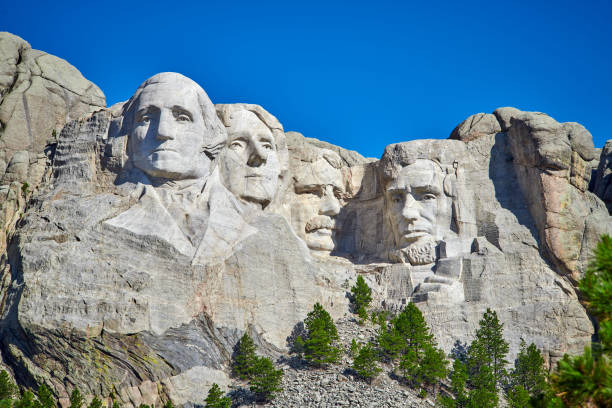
0,54 -> 608,408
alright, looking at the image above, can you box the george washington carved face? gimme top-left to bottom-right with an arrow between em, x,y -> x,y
125,73 -> 224,182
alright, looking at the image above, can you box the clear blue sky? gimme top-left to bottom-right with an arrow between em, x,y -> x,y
3,0 -> 611,158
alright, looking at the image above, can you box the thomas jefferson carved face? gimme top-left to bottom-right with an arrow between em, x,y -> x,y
291,149 -> 344,252
128,75 -> 215,181
385,159 -> 452,249
219,110 -> 281,208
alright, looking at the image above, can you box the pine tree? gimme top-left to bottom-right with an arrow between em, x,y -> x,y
550,235 -> 612,407
232,332 -> 257,380
352,343 -> 381,382
204,383 -> 231,408
468,308 -> 508,391
438,358 -> 469,408
87,397 -> 102,408
35,384 -> 55,408
506,385 -> 530,408
68,389 -> 83,408
467,363 -> 498,408
249,357 -> 283,403
350,276 -> 372,319
508,340 -> 548,401
14,391 -> 35,408
0,371 -> 16,401
298,303 -> 340,366
580,234 -> 612,352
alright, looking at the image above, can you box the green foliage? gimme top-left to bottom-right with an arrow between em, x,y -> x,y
68,389 -> 83,408
379,303 -> 447,389
204,383 -> 231,408
20,183 -> 29,197
299,303 -> 340,366
506,385 -> 530,408
550,347 -> 612,407
248,357 -> 283,403
112,400 -> 120,408
162,400 -> 174,408
350,276 -> 372,315
349,339 -> 360,358
233,332 -> 257,380
352,343 -> 381,382
14,391 -> 35,408
0,371 -> 16,401
549,235 -> 612,407
467,308 -> 508,392
580,234 -> 612,352
87,397 -> 102,408
467,355 -> 498,408
508,340 -> 548,403
0,398 -> 12,408
438,358 -> 469,408
36,384 -> 55,408
137,404 -> 150,408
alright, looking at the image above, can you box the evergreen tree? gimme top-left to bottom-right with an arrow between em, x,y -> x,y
390,304 -> 447,391
14,391 -> 35,408
248,357 -> 283,403
349,339 -> 360,358
550,347 -> 612,407
68,389 -> 83,408
468,308 -> 508,391
297,303 -> 340,366
204,383 -> 230,408
0,398 -> 12,408
580,234 -> 612,353
506,385 -> 530,408
438,358 -> 469,408
352,343 -> 381,382
232,332 -> 257,380
87,398 -> 102,408
508,340 -> 548,401
0,371 -> 16,401
467,363 -> 498,408
550,235 -> 612,407
35,384 -> 55,408
350,276 -> 372,321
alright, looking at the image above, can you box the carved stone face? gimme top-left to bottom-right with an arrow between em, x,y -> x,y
385,159 -> 452,249
219,110 -> 280,207
291,150 -> 344,252
129,81 -> 209,180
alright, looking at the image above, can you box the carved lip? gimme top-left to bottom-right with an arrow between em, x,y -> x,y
152,147 -> 178,153
308,227 -> 333,236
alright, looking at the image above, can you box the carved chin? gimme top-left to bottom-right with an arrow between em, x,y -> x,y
306,229 -> 335,252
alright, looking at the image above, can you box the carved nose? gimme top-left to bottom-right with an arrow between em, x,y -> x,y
319,186 -> 341,216
247,143 -> 267,167
401,195 -> 420,222
156,112 -> 175,141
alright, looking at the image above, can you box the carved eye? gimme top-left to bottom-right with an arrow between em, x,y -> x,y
138,115 -> 150,123
422,193 -> 436,201
262,143 -> 273,150
176,114 -> 191,122
230,140 -> 245,150
391,193 -> 403,204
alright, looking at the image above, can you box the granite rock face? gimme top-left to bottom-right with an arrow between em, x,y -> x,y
0,43 -> 610,407
0,32 -> 105,259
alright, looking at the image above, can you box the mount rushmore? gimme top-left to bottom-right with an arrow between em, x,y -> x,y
0,32 -> 611,406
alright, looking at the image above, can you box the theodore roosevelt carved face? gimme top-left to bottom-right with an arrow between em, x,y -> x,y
384,159 -> 453,261
218,109 -> 281,208
126,73 -> 224,182
291,149 -> 345,253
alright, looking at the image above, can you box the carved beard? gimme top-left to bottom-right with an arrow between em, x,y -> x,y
390,237 -> 438,265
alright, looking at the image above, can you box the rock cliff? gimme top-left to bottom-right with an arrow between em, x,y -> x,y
0,32 -> 610,407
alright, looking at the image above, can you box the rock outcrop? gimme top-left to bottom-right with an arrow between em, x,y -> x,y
0,35 -> 610,407
0,32 -> 105,258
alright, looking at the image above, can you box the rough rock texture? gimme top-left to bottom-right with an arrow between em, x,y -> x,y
592,140 -> 612,212
0,39 -> 610,407
0,32 -> 105,259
